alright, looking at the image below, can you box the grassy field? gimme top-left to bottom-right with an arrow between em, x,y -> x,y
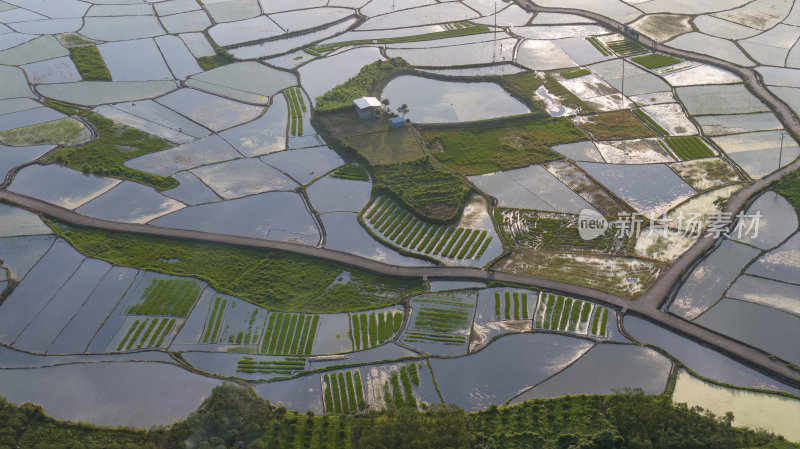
42,112 -> 176,190
662,136 -> 715,160
773,168 -> 800,214
632,108 -> 669,136
498,209 -> 632,255
331,164 -> 369,181
577,110 -> 657,140
196,47 -> 236,71
312,25 -> 491,53
632,53 -> 683,69
352,310 -> 404,350
58,33 -> 94,47
316,58 -> 409,111
260,312 -> 319,355
0,118 -> 88,146
372,157 -> 471,221
49,222 -> 425,313
128,278 -> 203,316
68,45 -> 111,81
423,115 -> 584,175
364,197 -> 492,259
343,128 -> 427,165
606,39 -> 648,56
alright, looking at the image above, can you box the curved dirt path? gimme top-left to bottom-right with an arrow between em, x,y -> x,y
2,189 -> 798,386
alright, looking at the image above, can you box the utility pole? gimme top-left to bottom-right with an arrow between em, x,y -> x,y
492,1 -> 497,62
620,57 -> 625,109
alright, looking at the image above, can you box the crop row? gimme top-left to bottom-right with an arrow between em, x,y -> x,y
236,356 -> 306,374
606,39 -> 648,56
117,316 -> 175,351
202,296 -> 228,343
323,370 -> 366,414
383,365 -> 418,409
586,37 -> 611,56
493,291 -> 530,320
331,164 -> 369,181
127,278 -> 202,317
260,312 -> 319,355
404,296 -> 472,346
560,68 -> 591,79
352,310 -> 403,351
285,87 -> 305,136
631,53 -> 683,69
662,136 -> 715,160
364,198 -> 492,259
223,308 -> 263,345
535,293 -> 607,337
632,109 -> 668,136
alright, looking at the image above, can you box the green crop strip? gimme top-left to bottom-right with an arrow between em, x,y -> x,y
599,309 -> 609,336
560,68 -> 591,79
606,39 -> 648,56
568,300 -> 581,331
68,45 -> 111,81
43,112 -> 176,190
494,293 -> 501,319
663,136 -> 715,160
632,53 -> 683,69
363,198 -> 492,260
155,318 -> 175,347
632,109 -> 669,136
352,310 -> 402,350
148,318 -> 168,347
284,88 -> 304,136
117,319 -> 140,351
331,164 -> 369,181
521,293 -> 529,319
345,371 -> 358,412
504,292 -> 511,320
586,36 -> 611,56
260,313 -> 318,355
125,318 -> 149,350
128,278 -> 203,317
236,356 -> 306,374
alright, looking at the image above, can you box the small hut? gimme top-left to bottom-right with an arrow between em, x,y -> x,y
353,96 -> 382,119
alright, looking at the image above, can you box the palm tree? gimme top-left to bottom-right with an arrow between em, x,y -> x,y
397,103 -> 409,117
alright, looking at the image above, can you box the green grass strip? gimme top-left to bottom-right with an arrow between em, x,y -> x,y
203,297 -> 221,343
390,371 -> 404,408
330,372 -> 343,414
632,53 -> 682,69
560,68 -> 591,79
354,370 -> 366,410
504,292 -> 511,320
551,296 -> 565,330
664,136 -> 714,160
440,228 -> 464,256
591,308 -> 602,334
513,292 -> 520,319
338,372 -> 351,414
522,293 -> 529,319
600,309 -> 609,336
304,315 -> 319,354
126,318 -> 149,350
209,298 -> 228,344
117,319 -> 140,351
400,365 -> 416,408
433,227 -> 456,254
68,45 -> 111,81
155,318 -> 175,347
148,318 -> 168,347
632,109 -> 668,136
352,314 -> 361,350
409,363 -> 420,386
323,374 -> 334,413
279,313 -> 299,355
290,314 -> 307,354
345,371 -> 358,412
359,313 -> 369,349
268,312 -> 287,354
580,302 -> 592,324
365,197 -> 387,220
260,313 -> 277,353
457,228 -> 480,259
411,223 -> 432,250
137,318 -> 159,348
422,227 -> 445,253
475,236 -> 492,258
369,313 -> 378,347
391,311 -> 403,337
400,221 -> 423,247
390,215 -> 414,241
558,298 -> 572,330
586,36 -> 611,56
568,300 -> 582,331
447,228 -> 472,258
494,292 -> 501,319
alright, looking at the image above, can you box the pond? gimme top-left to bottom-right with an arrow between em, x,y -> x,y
9,164 -> 120,209
429,333 -> 594,411
219,95 -> 287,157
76,181 -> 186,224
512,343 -> 671,401
261,146 -> 344,185
381,75 -> 529,123
191,158 -> 298,200
672,369 -> 800,442
0,203 -> 52,238
746,232 -> 800,284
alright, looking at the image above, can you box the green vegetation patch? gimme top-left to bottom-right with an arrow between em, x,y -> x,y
424,115 -> 584,175
606,39 -> 648,56
316,58 -> 409,112
43,99 -> 79,116
285,87 -> 305,136
127,277 -> 203,316
363,197 -> 492,259
577,110 -> 657,140
632,53 -> 683,69
202,296 -> 228,343
331,164 -> 369,181
497,209 -> 632,255
632,108 -> 669,136
662,136 -> 715,160
42,112 -> 176,190
352,310 -> 403,350
49,223 -> 426,313
117,316 -> 175,350
342,128 -> 427,165
323,370 -> 367,414
560,68 -> 591,79
196,47 -> 236,71
260,312 -> 319,355
0,118 -> 89,146
58,33 -> 94,47
773,168 -> 800,214
491,72 -> 589,113
404,293 -> 472,346
67,45 -> 111,81
493,291 -> 531,320
535,292 -> 607,337
372,157 -> 471,221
